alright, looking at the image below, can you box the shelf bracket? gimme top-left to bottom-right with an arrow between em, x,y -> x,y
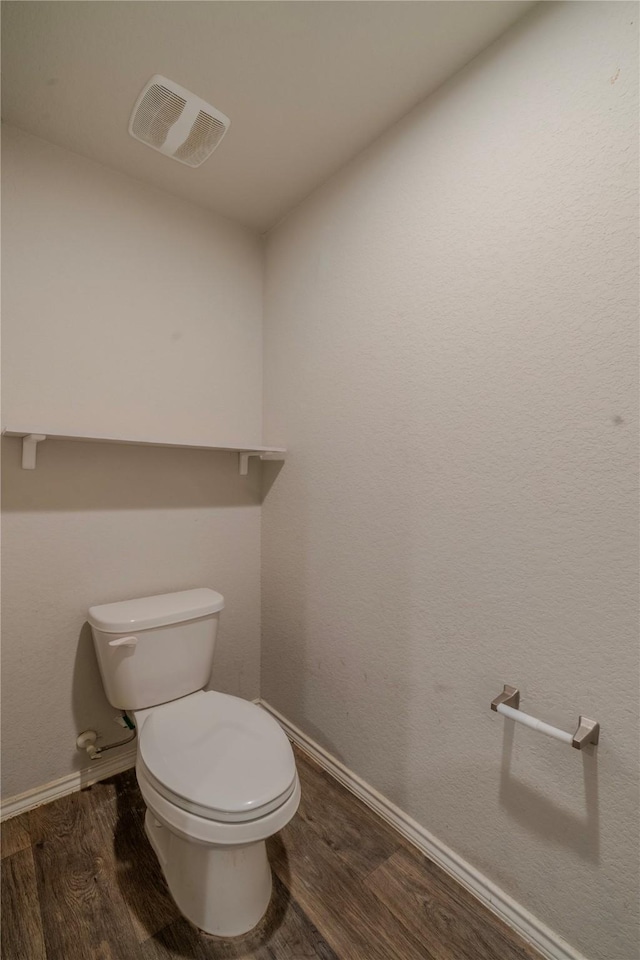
238,451 -> 285,475
21,434 -> 46,470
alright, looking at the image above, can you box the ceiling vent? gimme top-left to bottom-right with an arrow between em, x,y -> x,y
128,75 -> 230,167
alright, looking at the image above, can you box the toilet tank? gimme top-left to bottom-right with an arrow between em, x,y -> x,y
88,588 -> 224,710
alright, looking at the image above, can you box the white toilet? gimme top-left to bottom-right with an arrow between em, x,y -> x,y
88,588 -> 300,937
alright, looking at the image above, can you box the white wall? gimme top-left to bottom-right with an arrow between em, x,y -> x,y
2,126 -> 262,446
1,127 -> 264,798
262,4 -> 639,959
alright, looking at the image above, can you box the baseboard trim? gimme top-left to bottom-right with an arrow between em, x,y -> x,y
259,699 -> 587,960
1,747 -> 137,821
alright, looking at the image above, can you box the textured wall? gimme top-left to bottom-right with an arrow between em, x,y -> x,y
1,129 -> 264,798
262,4 -> 639,959
2,126 -> 263,446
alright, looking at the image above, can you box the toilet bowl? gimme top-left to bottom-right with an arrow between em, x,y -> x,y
88,588 -> 300,937
133,690 -> 300,936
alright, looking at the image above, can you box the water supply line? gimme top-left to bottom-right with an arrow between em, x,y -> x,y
76,714 -> 136,761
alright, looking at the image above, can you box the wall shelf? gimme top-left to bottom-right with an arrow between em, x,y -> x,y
2,428 -> 286,475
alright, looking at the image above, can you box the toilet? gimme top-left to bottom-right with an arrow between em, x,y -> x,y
88,588 -> 300,937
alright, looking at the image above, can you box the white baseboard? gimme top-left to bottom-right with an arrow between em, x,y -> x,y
259,699 -> 587,960
1,747 -> 137,821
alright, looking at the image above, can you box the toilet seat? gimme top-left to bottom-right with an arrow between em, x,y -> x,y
136,691 -> 297,823
137,759 -> 301,847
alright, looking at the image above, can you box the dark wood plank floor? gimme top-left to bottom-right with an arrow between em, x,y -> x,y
1,744 -> 542,960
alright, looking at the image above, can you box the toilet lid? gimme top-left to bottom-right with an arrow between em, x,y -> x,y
138,691 -> 297,822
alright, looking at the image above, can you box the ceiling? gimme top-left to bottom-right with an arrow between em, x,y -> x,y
2,1 -> 535,232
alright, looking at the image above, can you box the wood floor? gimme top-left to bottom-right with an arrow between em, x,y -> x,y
1,744 -> 542,960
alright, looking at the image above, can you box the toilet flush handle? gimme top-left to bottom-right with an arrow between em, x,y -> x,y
108,635 -> 138,647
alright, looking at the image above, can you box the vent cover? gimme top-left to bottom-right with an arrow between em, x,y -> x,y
129,75 -> 230,167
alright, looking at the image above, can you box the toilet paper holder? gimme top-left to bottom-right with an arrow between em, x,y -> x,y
491,685 -> 600,750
